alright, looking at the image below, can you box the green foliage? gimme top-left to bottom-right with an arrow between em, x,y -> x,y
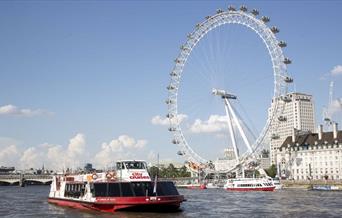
148,164 -> 191,178
265,164 -> 277,178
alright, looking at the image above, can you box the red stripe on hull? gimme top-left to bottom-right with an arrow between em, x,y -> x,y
48,195 -> 184,213
186,185 -> 207,190
225,187 -> 275,191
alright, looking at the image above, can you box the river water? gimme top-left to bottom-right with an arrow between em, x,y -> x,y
1,186 -> 342,217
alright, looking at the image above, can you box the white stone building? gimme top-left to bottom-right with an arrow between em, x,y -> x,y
277,123 -> 342,180
214,148 -> 237,171
269,92 -> 316,165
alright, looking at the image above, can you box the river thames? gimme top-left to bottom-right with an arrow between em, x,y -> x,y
1,186 -> 342,217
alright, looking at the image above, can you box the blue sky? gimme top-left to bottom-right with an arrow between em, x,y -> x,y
0,1 -> 341,169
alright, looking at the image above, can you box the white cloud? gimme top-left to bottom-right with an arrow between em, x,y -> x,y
0,133 -> 86,170
20,147 -> 40,169
0,133 -> 150,171
151,114 -> 187,126
0,145 -> 20,166
190,115 -> 228,133
93,135 -> 147,168
331,65 -> 342,76
67,133 -> 86,158
0,104 -> 52,117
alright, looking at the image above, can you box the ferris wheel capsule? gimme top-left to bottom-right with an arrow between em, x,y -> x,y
240,5 -> 248,12
284,76 -> 293,83
170,71 -> 179,77
216,9 -> 224,14
205,15 -> 211,20
165,99 -> 175,104
187,34 -> 194,39
174,58 -> 182,63
180,45 -> 190,51
166,113 -> 175,118
271,134 -> 280,140
177,151 -> 185,156
168,127 -> 177,132
270,26 -> 279,34
172,139 -> 180,144
251,9 -> 259,16
261,16 -> 270,23
228,6 -> 236,11
281,95 -> 291,102
283,58 -> 292,64
278,41 -> 287,48
167,84 -> 176,90
278,116 -> 287,121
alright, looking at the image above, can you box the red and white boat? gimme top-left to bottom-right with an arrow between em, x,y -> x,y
224,178 -> 275,191
48,160 -> 185,212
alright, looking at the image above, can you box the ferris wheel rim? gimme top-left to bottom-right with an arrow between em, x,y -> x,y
167,8 -> 290,171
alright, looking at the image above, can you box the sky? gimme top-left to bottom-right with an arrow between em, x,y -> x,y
0,0 -> 341,170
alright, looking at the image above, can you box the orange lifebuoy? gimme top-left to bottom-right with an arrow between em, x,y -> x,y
92,173 -> 98,180
110,171 -> 116,178
106,172 -> 112,179
105,171 -> 117,180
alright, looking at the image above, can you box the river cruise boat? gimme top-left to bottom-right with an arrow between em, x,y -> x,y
269,178 -> 283,190
224,178 -> 275,191
48,160 -> 185,212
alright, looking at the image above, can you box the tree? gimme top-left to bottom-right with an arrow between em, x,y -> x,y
265,164 -> 277,178
178,166 -> 191,177
148,166 -> 159,178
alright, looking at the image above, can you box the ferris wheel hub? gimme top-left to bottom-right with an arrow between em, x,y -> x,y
212,88 -> 237,99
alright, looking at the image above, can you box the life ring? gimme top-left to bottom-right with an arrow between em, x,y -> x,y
92,173 -> 98,180
106,171 -> 117,180
106,172 -> 112,179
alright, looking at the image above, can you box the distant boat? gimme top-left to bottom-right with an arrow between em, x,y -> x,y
206,183 -> 220,189
224,178 -> 275,191
268,178 -> 283,190
177,183 -> 207,189
312,185 -> 340,191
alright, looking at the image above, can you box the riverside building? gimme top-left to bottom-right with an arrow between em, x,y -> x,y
277,123 -> 342,180
269,92 -> 316,165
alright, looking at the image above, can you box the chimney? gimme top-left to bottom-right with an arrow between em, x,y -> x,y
333,123 -> 338,139
318,125 -> 323,140
292,128 -> 296,143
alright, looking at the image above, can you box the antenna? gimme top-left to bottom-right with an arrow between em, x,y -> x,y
329,81 -> 334,106
323,81 -> 334,126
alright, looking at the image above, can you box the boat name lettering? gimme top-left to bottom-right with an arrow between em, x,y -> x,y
129,172 -> 150,180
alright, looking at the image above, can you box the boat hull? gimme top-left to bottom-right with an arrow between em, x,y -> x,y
225,186 -> 275,191
48,195 -> 184,212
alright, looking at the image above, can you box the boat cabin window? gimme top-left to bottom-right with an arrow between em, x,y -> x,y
116,162 -> 124,170
92,181 -> 178,197
64,183 -> 86,198
123,161 -> 146,170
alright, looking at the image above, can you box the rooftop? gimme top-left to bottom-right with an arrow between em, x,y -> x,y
280,130 -> 342,149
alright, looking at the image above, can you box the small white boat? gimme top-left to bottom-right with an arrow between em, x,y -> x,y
206,183 -> 220,189
312,185 -> 340,191
268,178 -> 283,190
224,178 -> 275,191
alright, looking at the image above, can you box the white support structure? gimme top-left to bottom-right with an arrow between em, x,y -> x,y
225,98 -> 253,153
213,89 -> 253,165
224,99 -> 239,160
